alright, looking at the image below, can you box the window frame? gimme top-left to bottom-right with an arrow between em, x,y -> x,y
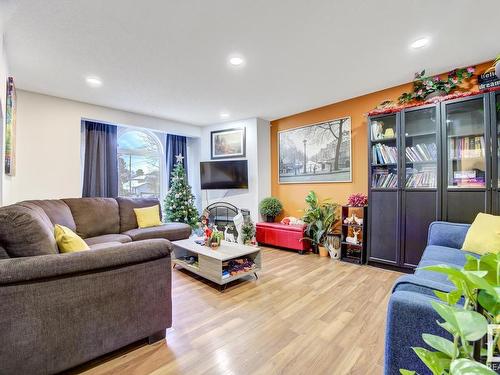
117,128 -> 165,200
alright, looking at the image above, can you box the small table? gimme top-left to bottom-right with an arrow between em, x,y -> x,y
171,239 -> 261,291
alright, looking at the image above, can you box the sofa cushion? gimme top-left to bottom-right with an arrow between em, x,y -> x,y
415,259 -> 461,285
420,245 -> 478,267
134,205 -> 162,228
462,213 -> 500,255
24,199 -> 77,231
54,224 -> 90,253
122,223 -> 191,241
88,241 -> 124,250
0,204 -> 58,257
85,234 -> 132,246
63,198 -> 120,238
116,197 -> 162,232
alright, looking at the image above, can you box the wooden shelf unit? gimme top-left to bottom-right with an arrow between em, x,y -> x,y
340,205 -> 367,265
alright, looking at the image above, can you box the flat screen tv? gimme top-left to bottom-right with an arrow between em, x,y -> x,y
200,160 -> 248,190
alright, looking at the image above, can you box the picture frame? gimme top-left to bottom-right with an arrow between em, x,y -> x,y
278,116 -> 352,184
5,77 -> 16,176
211,127 -> 246,159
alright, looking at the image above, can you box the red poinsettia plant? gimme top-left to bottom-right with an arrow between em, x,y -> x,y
347,193 -> 368,207
399,67 -> 475,104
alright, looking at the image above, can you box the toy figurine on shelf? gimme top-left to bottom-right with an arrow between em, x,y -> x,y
354,216 -> 363,226
344,213 -> 363,226
346,227 -> 361,245
344,215 -> 354,225
352,227 -> 361,244
224,226 -> 235,242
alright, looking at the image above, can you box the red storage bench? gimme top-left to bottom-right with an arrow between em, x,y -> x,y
256,222 -> 310,254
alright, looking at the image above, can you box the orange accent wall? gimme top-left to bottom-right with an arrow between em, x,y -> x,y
270,61 -> 494,219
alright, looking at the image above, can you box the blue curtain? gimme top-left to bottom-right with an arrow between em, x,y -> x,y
166,134 -> 187,187
82,121 -> 118,197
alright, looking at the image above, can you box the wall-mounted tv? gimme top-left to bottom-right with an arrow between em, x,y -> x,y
200,160 -> 248,190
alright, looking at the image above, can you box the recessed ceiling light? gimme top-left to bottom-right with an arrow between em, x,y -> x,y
229,56 -> 244,66
410,37 -> 430,49
220,112 -> 230,119
85,76 -> 102,87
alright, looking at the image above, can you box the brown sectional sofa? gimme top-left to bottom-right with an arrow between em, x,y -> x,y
0,197 -> 191,375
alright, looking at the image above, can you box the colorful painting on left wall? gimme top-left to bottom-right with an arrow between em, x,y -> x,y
5,77 -> 16,176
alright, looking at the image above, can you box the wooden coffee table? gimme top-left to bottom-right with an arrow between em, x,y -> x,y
171,239 -> 261,291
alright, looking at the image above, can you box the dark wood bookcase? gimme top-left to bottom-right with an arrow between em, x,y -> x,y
340,205 -> 367,265
368,92 -> 499,270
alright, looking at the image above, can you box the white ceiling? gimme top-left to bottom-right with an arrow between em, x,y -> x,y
3,0 -> 499,126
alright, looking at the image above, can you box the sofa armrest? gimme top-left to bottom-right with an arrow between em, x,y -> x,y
392,274 -> 456,296
385,291 -> 451,375
427,221 -> 470,249
0,239 -> 171,285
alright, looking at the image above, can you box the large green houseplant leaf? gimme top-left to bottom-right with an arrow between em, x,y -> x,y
400,252 -> 500,375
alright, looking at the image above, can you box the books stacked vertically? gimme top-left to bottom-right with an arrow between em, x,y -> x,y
372,167 -> 397,188
372,144 -> 397,164
405,166 -> 437,188
406,143 -> 437,162
449,136 -> 485,159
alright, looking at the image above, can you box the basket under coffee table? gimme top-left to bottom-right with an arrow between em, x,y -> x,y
171,239 -> 262,292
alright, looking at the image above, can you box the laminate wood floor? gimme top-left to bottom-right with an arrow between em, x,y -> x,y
73,248 -> 401,375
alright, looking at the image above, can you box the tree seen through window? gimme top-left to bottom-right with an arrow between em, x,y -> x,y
118,130 -> 161,198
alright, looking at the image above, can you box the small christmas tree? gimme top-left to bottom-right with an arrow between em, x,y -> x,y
164,154 -> 199,228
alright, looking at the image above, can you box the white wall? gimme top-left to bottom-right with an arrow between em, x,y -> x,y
5,89 -> 201,204
200,118 -> 271,223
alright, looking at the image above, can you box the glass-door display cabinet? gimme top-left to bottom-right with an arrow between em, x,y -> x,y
401,105 -> 440,267
368,113 -> 400,266
442,95 -> 490,223
368,93 -> 496,270
493,92 -> 500,215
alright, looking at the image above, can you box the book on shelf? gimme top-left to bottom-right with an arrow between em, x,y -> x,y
406,143 -> 437,162
405,166 -> 437,188
371,167 -> 397,188
372,143 -> 397,164
452,169 -> 485,187
449,136 -> 485,159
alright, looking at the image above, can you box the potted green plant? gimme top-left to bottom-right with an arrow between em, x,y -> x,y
399,67 -> 475,104
209,229 -> 223,248
301,191 -> 339,256
400,252 -> 500,374
259,197 -> 283,223
241,218 -> 256,245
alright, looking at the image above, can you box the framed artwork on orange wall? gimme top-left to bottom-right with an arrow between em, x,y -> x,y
278,117 -> 352,184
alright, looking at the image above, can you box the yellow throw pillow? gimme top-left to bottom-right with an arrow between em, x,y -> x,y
54,224 -> 90,253
134,205 -> 162,228
461,213 -> 500,255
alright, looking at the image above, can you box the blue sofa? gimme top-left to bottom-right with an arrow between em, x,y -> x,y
385,221 -> 478,375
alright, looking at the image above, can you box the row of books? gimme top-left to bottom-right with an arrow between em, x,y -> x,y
372,144 -> 397,165
449,136 -> 485,159
405,167 -> 437,188
371,167 -> 398,188
406,143 -> 437,162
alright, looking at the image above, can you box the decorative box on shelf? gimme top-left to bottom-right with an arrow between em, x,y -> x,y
340,205 -> 367,265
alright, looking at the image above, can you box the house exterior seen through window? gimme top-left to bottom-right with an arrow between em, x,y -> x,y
118,129 -> 162,198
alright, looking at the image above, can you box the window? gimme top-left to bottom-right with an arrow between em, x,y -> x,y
118,130 -> 162,198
